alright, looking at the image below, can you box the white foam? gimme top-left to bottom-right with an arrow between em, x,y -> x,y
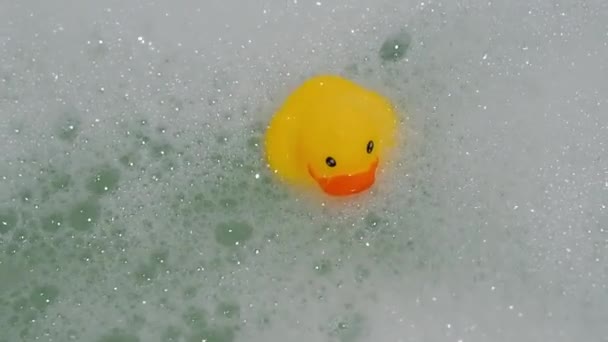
0,0 -> 606,341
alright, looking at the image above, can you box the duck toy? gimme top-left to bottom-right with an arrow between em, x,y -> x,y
264,74 -> 398,197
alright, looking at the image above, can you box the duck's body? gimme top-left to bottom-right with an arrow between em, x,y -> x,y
264,75 -> 398,196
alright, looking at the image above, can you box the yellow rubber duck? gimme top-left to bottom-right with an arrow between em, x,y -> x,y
264,74 -> 398,196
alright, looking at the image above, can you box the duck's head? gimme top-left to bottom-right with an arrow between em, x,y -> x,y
297,88 -> 396,196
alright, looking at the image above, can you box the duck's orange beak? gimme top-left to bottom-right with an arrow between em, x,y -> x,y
308,159 -> 379,196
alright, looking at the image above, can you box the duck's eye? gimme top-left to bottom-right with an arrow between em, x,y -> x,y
325,157 -> 337,167
366,140 -> 374,154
